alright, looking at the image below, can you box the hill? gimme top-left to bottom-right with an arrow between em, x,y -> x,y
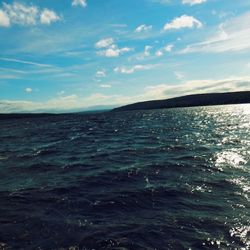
112,91 -> 250,112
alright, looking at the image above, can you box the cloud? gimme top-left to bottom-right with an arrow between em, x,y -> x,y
0,74 -> 19,79
164,44 -> 174,52
155,44 -> 174,56
0,9 -> 10,27
151,0 -> 171,5
25,87 -> 32,93
0,57 -> 53,68
182,0 -> 206,5
174,71 -> 185,80
164,15 -> 202,30
143,77 -> 250,101
181,12 -> 250,54
144,45 -> 153,56
100,84 -> 111,88
110,23 -> 127,28
155,50 -> 163,57
1,76 -> 250,113
114,64 -> 154,74
57,90 -> 65,96
96,70 -> 106,78
135,24 -> 152,33
40,9 -> 61,25
0,2 -> 61,27
97,44 -> 132,58
72,0 -> 87,8
2,2 -> 38,26
95,38 -> 114,48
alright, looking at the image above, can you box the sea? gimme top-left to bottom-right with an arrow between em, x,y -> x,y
0,104 -> 249,250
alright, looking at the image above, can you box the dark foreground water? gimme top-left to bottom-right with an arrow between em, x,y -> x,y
0,105 -> 249,250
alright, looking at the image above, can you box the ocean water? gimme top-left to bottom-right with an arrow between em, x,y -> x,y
0,105 -> 249,250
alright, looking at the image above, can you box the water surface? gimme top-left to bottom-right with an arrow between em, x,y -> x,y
0,105 -> 249,249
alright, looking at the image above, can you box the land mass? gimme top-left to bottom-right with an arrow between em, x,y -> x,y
112,91 -> 250,112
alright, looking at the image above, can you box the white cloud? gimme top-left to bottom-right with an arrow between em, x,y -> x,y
155,50 -> 163,57
134,46 -> 153,60
0,95 -> 79,113
135,24 -> 152,33
114,64 -> 154,74
182,0 -> 206,6
164,44 -> 174,52
2,2 -> 38,26
40,9 -> 61,25
97,45 -> 132,58
0,2 -> 61,27
95,38 -> 133,58
96,70 -> 106,78
181,12 -> 250,54
25,87 -> 32,93
174,71 -> 185,80
144,45 -> 153,56
164,15 -> 202,30
95,38 -> 114,49
150,76 -> 250,99
1,76 -> 250,113
72,0 -> 87,8
0,10 -> 10,27
100,84 -> 111,88
155,44 -> 174,56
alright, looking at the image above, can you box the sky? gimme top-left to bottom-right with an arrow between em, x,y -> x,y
0,0 -> 250,113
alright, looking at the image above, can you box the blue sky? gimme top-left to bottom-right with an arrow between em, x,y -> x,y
0,0 -> 250,112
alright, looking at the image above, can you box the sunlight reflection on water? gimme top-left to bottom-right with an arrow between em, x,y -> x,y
0,104 -> 250,249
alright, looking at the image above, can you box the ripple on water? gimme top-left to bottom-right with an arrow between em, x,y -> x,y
0,105 -> 249,249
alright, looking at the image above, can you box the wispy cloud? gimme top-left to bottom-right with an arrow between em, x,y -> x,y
182,0 -> 207,6
100,84 -> 111,88
96,70 -> 106,78
114,64 -> 154,74
181,12 -> 250,53
0,74 -> 19,79
135,24 -> 152,33
151,0 -> 171,5
110,23 -> 127,28
72,0 -> 87,8
164,15 -> 202,30
151,76 -> 250,99
144,45 -> 153,56
0,57 -> 53,68
174,71 -> 185,80
0,67 -> 26,74
25,87 -> 32,93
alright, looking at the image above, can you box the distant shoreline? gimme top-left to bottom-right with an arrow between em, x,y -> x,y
112,91 -> 250,112
1,91 -> 250,117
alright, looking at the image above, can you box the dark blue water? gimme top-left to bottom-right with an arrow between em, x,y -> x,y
0,105 -> 249,250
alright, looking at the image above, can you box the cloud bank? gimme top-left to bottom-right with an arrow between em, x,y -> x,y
1,77 -> 249,113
